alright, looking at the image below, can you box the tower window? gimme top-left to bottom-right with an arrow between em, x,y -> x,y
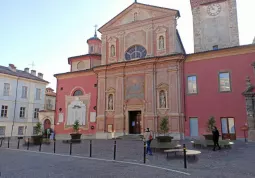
90,46 -> 94,53
213,45 -> 218,50
134,12 -> 138,21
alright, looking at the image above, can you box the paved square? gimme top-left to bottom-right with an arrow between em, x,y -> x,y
1,139 -> 255,178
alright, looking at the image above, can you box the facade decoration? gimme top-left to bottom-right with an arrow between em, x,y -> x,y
54,0 -> 255,141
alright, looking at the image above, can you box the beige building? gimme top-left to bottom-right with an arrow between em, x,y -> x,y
38,88 -> 56,131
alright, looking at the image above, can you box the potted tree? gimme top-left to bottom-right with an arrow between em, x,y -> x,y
156,117 -> 173,142
203,116 -> 216,140
32,122 -> 43,145
70,120 -> 82,143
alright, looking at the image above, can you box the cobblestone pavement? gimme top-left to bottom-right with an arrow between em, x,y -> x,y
1,139 -> 255,178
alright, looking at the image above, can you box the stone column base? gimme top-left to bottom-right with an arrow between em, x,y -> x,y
248,130 -> 255,142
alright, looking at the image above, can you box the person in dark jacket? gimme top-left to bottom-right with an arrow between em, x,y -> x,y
212,126 -> 221,151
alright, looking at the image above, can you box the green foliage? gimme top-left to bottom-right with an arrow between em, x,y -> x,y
206,116 -> 216,132
160,117 -> 169,135
73,120 -> 80,133
34,122 -> 42,135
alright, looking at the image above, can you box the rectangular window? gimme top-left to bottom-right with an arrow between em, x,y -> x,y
33,126 -> 37,135
22,86 -> 28,98
36,88 -> 41,100
3,83 -> 10,96
1,105 -> 8,117
20,107 -> 26,118
34,108 -> 39,119
0,126 -> 6,135
187,76 -> 197,94
18,126 -> 24,135
219,72 -> 231,92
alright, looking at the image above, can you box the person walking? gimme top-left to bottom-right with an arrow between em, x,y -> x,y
212,126 -> 221,151
144,128 -> 153,156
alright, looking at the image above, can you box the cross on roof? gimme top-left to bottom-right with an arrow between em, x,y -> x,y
94,24 -> 98,37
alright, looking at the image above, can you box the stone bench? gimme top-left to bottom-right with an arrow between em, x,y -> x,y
192,140 -> 234,148
164,149 -> 201,158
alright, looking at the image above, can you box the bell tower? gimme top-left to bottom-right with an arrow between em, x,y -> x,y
190,0 -> 239,53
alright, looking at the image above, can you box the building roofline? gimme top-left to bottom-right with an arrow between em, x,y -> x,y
187,44 -> 255,56
68,53 -> 101,64
55,53 -> 185,77
98,2 -> 180,32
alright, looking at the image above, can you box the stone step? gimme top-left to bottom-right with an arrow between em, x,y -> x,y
116,134 -> 143,141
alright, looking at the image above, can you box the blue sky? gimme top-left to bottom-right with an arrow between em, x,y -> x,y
0,0 -> 254,89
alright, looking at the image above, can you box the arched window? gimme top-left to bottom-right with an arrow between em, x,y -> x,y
73,90 -> 83,96
125,45 -> 147,61
159,36 -> 164,50
90,46 -> 94,53
77,61 -> 85,70
134,12 -> 138,21
110,45 -> 115,57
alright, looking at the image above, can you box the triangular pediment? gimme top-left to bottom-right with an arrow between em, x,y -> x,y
98,3 -> 180,32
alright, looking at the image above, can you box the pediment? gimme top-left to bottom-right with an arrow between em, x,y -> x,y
157,83 -> 169,90
98,3 -> 180,32
106,87 -> 116,93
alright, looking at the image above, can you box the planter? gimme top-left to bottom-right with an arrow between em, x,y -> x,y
203,134 -> 213,140
70,133 -> 82,143
156,136 -> 173,142
31,135 -> 43,145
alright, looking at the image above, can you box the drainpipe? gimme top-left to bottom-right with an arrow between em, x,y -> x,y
92,68 -> 98,135
104,65 -> 108,133
123,63 -> 127,135
10,76 -> 19,137
153,57 -> 159,137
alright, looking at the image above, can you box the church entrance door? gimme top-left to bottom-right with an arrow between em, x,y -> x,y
129,111 -> 141,134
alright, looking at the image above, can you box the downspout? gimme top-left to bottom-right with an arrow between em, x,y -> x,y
11,76 -> 19,137
182,56 -> 187,139
123,62 -> 127,135
92,68 -> 99,132
104,65 -> 108,133
153,57 -> 159,137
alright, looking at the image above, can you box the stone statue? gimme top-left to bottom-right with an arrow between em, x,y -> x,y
159,36 -> 164,49
159,90 -> 166,108
111,45 -> 115,57
108,94 -> 113,110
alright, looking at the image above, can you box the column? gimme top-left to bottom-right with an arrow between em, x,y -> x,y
101,35 -> 107,65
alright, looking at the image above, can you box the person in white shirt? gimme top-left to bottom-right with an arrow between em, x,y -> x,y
143,128 -> 153,156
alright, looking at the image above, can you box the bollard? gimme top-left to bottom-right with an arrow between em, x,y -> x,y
8,137 -> 10,148
69,139 -> 72,155
27,138 -> 30,150
39,138 -> 42,152
113,140 -> 116,160
183,144 -> 187,169
89,140 -> 92,157
53,139 -> 56,153
17,138 -> 20,149
143,141 -> 146,164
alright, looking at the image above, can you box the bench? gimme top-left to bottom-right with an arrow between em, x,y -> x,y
192,139 -> 234,148
164,149 -> 201,159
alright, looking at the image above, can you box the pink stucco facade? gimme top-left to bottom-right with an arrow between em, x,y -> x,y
184,45 -> 255,139
54,72 -> 98,136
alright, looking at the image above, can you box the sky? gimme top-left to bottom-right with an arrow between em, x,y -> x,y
0,0 -> 254,90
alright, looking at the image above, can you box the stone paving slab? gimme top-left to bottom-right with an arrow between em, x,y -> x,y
1,139 -> 255,178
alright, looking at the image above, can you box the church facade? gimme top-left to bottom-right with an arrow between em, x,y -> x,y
54,0 -> 255,141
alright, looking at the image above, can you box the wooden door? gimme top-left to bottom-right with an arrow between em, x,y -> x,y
135,113 -> 141,134
221,118 -> 236,140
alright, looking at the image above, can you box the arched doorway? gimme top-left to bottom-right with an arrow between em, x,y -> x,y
44,119 -> 51,130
